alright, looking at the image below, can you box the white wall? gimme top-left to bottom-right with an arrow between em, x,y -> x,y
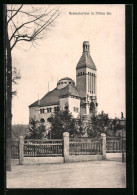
29,105 -> 58,124
59,97 -> 80,118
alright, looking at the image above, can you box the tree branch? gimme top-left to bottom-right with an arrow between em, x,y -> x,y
9,11 -> 47,42
7,4 -> 23,24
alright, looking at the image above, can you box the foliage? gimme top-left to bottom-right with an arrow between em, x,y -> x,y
91,111 -> 109,133
25,117 -> 46,139
12,124 -> 29,140
87,111 -> 125,137
12,67 -> 21,96
49,105 -> 79,139
5,4 -> 60,170
75,115 -> 86,137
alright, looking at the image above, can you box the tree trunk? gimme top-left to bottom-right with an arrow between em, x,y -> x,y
4,5 -> 12,171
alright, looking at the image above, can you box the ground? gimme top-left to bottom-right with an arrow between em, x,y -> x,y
7,160 -> 126,188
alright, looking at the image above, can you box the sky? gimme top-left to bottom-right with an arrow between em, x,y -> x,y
11,4 -> 125,124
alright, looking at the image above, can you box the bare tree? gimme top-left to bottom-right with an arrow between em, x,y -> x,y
4,4 -> 60,171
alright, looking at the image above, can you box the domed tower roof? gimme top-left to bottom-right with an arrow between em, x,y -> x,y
76,41 -> 96,70
57,77 -> 75,89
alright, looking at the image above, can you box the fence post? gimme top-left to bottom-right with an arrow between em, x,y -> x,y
63,132 -> 69,163
19,136 -> 24,165
101,133 -> 106,160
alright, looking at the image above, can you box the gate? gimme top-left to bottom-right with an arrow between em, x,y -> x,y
24,139 -> 63,157
69,137 -> 102,155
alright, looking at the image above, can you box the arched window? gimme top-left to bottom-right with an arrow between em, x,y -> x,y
40,118 -> 45,123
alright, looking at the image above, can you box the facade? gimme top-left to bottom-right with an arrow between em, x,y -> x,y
29,41 -> 98,124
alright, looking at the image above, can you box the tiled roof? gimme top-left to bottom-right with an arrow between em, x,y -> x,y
29,100 -> 39,107
76,52 -> 96,70
60,84 -> 80,97
29,84 -> 80,107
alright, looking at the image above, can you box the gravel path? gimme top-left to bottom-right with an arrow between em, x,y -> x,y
7,160 -> 126,188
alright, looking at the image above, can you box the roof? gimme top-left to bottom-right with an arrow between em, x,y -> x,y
59,77 -> 74,81
59,84 -> 80,97
76,52 -> 96,70
29,84 -> 80,107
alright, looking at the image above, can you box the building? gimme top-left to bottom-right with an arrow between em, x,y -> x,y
29,41 -> 98,124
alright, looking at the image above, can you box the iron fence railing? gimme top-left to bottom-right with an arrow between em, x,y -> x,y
24,139 -> 63,157
106,137 -> 126,153
69,137 -> 102,155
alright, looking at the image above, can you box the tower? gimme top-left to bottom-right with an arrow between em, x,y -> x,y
76,41 -> 98,116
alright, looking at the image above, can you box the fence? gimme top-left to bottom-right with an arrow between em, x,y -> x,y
69,137 -> 102,155
24,139 -> 63,157
10,133 -> 126,164
11,141 -> 19,159
106,137 -> 126,153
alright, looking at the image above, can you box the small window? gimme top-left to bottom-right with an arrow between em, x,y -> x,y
40,109 -> 44,114
73,107 -> 79,112
47,108 -> 52,113
69,82 -> 71,84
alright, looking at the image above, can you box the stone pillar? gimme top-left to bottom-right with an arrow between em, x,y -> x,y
101,133 -> 106,160
19,136 -> 24,165
63,132 -> 69,163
